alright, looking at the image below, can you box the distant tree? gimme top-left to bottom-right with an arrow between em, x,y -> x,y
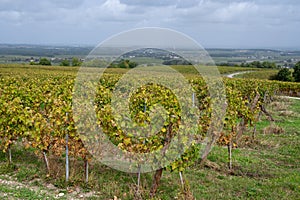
72,57 -> 82,66
39,58 -> 51,66
29,61 -> 38,65
262,61 -> 276,69
60,59 -> 70,66
293,62 -> 300,82
219,63 -> 230,66
118,59 -> 128,68
275,68 -> 292,82
162,59 -> 192,65
251,61 -> 260,68
240,61 -> 278,69
110,59 -> 138,68
129,60 -> 138,68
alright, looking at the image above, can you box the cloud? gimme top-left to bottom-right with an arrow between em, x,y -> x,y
209,2 -> 257,22
101,0 -> 127,13
1,0 -> 299,26
0,0 -> 299,47
0,10 -> 23,22
119,0 -> 174,7
176,0 -> 203,8
164,0 -> 300,27
49,0 -> 85,9
0,0 -> 84,24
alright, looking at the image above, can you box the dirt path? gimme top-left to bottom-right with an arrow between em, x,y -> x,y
278,96 -> 300,100
0,174 -> 99,199
226,71 -> 253,78
0,174 -> 63,199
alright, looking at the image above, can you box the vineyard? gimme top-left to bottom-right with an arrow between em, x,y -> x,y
0,64 -> 300,199
234,70 -> 278,80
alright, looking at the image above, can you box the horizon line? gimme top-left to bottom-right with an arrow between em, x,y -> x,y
1,43 -> 300,51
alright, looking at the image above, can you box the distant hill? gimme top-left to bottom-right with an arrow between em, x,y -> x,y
0,44 -> 93,57
0,44 -> 300,67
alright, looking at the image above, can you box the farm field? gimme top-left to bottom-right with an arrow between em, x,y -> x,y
0,63 -> 257,75
234,70 -> 279,80
0,64 -> 300,199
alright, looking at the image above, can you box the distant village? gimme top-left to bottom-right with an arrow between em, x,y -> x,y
26,57 -> 85,66
0,45 -> 300,68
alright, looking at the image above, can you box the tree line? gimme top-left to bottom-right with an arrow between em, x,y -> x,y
275,61 -> 300,82
240,61 -> 278,68
30,57 -> 82,66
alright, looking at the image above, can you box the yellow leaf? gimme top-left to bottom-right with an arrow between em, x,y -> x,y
123,138 -> 131,146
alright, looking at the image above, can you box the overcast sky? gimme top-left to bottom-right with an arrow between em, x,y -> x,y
0,0 -> 300,49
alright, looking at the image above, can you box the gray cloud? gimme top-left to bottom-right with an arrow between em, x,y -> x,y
1,0 -> 299,25
0,0 -> 299,48
119,0 -> 174,7
176,0 -> 203,8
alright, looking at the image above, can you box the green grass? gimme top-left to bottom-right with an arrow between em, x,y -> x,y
0,184 -> 56,200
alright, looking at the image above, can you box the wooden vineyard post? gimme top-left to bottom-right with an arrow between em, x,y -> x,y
8,144 -> 12,165
43,151 -> 50,176
65,112 -> 69,183
179,171 -> 184,188
137,166 -> 141,189
228,140 -> 232,170
65,133 -> 69,183
192,92 -> 195,107
135,165 -> 142,199
85,159 -> 89,183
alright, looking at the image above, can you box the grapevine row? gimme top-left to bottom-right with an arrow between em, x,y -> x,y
0,69 -> 299,196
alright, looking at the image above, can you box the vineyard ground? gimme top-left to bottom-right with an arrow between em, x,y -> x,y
0,96 -> 299,199
0,63 -> 259,76
233,69 -> 278,80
